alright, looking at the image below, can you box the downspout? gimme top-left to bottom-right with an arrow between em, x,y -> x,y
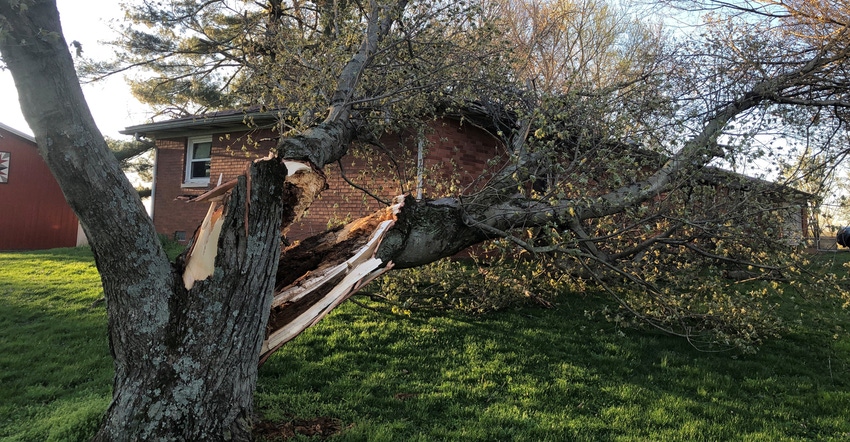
416,129 -> 424,201
149,146 -> 157,220
140,133 -> 156,220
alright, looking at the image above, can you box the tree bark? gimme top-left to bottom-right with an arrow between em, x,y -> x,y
0,2 -> 287,440
93,161 -> 286,441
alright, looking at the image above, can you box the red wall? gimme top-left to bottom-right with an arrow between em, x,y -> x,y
0,128 -> 80,250
151,119 -> 504,243
152,132 -> 276,242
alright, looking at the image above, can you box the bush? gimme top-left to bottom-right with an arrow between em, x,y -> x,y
158,234 -> 188,260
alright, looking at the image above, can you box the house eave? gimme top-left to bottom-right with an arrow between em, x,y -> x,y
120,111 -> 280,139
0,122 -> 35,143
696,166 -> 815,202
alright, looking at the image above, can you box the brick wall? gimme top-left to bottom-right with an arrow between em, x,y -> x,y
152,138 -> 207,241
421,118 -> 506,196
152,118 -> 504,244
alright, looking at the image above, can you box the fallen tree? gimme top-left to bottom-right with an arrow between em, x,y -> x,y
3,0 -> 850,440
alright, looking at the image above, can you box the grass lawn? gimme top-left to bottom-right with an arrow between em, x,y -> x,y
2,248 -> 849,441
0,248 -> 111,441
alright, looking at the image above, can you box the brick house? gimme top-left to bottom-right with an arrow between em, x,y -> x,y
121,111 -> 506,243
0,122 -> 87,250
122,110 -> 811,248
694,167 -> 812,246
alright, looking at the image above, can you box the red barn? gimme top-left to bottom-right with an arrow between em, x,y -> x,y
0,122 -> 86,250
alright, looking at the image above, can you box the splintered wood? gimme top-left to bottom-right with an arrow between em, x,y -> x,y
260,199 -> 403,364
179,157 -> 403,364
181,160 -> 324,290
182,203 -> 226,290
260,220 -> 395,364
182,174 -> 228,290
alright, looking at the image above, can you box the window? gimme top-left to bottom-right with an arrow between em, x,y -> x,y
185,136 -> 211,185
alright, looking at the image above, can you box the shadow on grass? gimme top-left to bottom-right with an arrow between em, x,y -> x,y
1,246 -> 95,262
257,294 -> 850,441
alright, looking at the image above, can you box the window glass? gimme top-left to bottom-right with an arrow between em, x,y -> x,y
193,142 -> 211,160
186,138 -> 212,183
191,160 -> 210,179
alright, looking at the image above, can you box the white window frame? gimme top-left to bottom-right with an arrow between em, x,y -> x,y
184,136 -> 212,187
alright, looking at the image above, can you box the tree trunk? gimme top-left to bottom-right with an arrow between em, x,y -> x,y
93,161 -> 286,441
0,2 -> 287,440
1,1 -> 426,439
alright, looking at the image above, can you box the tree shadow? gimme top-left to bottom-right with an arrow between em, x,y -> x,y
257,296 -> 850,440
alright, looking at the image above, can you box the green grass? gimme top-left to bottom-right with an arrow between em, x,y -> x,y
257,290 -> 850,441
0,248 -> 111,442
2,248 -> 850,441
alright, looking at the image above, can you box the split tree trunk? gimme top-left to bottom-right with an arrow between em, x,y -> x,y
0,3 -> 288,440
92,161 -> 288,441
0,2 -> 435,439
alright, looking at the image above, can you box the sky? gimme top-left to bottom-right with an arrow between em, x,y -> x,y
0,1 -> 150,138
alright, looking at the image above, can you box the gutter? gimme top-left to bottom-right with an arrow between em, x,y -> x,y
120,111 -> 280,138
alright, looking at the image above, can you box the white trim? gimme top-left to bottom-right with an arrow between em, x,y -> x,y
148,148 -> 157,219
0,122 -> 35,143
76,221 -> 89,247
181,182 -> 210,188
184,135 -> 212,185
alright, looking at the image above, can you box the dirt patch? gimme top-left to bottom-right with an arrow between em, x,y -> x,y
253,416 -> 349,440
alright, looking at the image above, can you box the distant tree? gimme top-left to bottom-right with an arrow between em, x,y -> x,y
2,0 -> 850,440
107,137 -> 155,197
483,0 -> 664,94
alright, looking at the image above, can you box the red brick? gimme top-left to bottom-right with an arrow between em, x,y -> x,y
152,118 -> 504,242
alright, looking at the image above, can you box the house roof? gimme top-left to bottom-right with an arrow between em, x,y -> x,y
695,166 -> 814,202
0,122 -> 35,143
120,108 -> 281,138
120,108 -> 813,203
122,102 -> 513,140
